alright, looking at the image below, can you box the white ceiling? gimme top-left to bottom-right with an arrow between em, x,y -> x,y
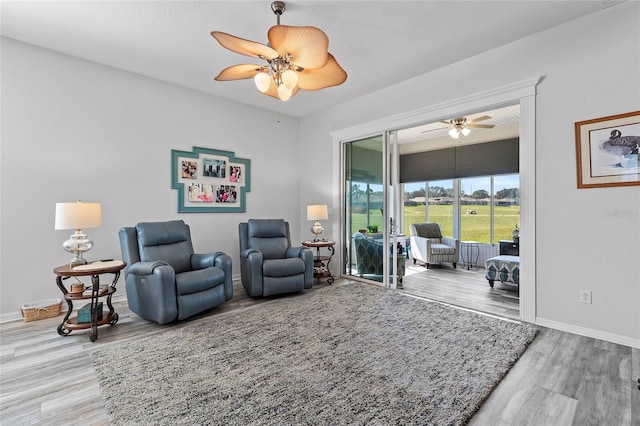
1,1 -> 624,119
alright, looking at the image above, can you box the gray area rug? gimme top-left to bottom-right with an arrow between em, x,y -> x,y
92,283 -> 538,425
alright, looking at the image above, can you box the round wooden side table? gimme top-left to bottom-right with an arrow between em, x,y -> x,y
53,260 -> 126,342
301,240 -> 335,284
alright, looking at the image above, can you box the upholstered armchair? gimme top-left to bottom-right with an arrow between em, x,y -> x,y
119,220 -> 233,324
238,219 -> 313,297
353,232 -> 384,277
352,232 -> 405,282
410,223 -> 458,269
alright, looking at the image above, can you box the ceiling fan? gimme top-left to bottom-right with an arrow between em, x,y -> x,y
211,1 -> 347,102
442,115 -> 495,139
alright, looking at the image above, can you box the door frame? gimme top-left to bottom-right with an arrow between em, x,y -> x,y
331,76 -> 540,323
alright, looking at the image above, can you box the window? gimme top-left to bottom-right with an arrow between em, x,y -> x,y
403,174 -> 519,244
492,174 -> 520,243
460,177 -> 491,242
403,179 -> 453,237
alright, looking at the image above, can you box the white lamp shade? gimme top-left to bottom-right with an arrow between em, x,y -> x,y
448,128 -> 459,139
282,69 -> 298,90
55,201 -> 102,230
307,204 -> 328,221
461,127 -> 471,136
277,85 -> 292,101
254,72 -> 271,93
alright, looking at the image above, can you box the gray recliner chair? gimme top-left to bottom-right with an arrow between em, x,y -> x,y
119,220 -> 233,324
238,219 -> 313,297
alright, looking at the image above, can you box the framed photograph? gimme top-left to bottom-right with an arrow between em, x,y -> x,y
181,161 -> 198,179
575,110 -> 640,188
171,146 -> 251,212
203,158 -> 226,178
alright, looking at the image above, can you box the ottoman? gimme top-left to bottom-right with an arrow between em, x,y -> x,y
485,255 -> 520,288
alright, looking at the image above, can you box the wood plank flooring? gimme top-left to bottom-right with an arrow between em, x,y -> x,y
400,262 -> 520,320
1,277 -> 638,425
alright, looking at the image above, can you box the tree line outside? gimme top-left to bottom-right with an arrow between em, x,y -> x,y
405,186 -> 520,200
403,204 -> 519,243
349,203 -> 519,243
406,183 -> 520,242
348,182 -> 520,243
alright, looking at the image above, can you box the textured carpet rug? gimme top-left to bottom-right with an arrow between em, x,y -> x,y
92,283 -> 538,425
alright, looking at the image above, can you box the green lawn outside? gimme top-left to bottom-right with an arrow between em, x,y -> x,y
349,204 -> 519,243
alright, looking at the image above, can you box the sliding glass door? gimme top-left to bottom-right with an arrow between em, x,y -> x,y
342,132 -> 402,287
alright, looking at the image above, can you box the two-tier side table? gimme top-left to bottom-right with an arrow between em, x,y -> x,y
53,260 -> 126,342
302,240 -> 335,284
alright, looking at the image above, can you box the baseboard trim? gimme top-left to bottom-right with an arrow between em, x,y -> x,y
0,294 -> 129,324
1,278 -> 245,324
536,317 -> 640,349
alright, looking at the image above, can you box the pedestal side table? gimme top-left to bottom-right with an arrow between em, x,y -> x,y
301,240 -> 336,284
53,260 -> 126,342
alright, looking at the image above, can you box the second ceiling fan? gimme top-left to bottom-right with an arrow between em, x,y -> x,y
442,115 -> 495,139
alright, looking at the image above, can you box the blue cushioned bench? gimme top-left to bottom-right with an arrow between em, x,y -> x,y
485,255 -> 520,288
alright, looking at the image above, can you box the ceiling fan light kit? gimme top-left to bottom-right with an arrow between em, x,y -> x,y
211,1 -> 347,102
443,116 -> 495,139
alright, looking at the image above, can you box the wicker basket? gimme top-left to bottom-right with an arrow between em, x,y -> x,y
21,298 -> 62,322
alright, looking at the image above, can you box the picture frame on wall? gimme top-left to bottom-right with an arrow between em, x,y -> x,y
171,146 -> 251,212
575,110 -> 640,189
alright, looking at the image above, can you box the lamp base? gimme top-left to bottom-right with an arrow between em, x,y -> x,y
67,254 -> 88,267
311,221 -> 324,242
62,230 -> 93,266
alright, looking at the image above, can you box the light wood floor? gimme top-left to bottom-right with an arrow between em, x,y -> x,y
400,261 -> 520,320
1,277 -> 638,425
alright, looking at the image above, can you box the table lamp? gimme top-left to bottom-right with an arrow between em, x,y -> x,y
307,204 -> 328,241
55,201 -> 102,266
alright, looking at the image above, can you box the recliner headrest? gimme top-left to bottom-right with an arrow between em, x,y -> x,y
136,220 -> 190,247
247,219 -> 287,238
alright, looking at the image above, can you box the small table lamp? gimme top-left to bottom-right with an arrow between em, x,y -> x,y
55,201 -> 102,266
307,204 -> 328,241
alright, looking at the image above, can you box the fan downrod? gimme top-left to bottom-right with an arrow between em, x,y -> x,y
271,1 -> 286,24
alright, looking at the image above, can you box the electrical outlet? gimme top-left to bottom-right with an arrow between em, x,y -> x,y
580,289 -> 592,304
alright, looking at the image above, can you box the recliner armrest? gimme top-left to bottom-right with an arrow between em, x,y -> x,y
191,252 -> 232,278
212,252 -> 232,275
239,248 -> 264,297
191,253 -> 214,270
286,246 -> 309,259
240,248 -> 262,260
286,246 -> 313,289
128,261 -> 170,276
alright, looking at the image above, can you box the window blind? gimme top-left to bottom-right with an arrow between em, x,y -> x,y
399,138 -> 519,183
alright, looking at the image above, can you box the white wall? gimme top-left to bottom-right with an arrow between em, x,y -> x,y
0,38 -> 301,320
2,3 -> 638,347
299,2 -> 640,345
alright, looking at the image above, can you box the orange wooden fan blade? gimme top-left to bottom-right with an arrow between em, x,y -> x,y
296,53 -> 347,91
268,25 -> 329,69
214,64 -> 263,81
211,31 -> 279,60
